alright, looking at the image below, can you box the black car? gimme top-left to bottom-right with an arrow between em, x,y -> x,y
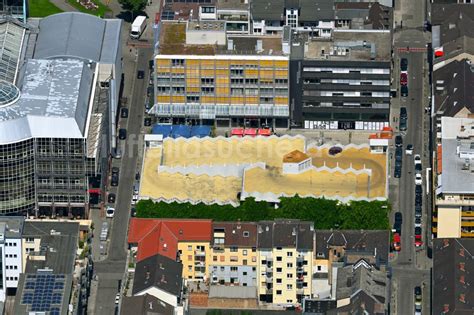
395,212 -> 403,224
400,58 -> 408,72
144,117 -> 152,126
415,163 -> 422,174
393,222 -> 402,235
121,107 -> 129,118
111,173 -> 119,186
131,207 -> 137,217
415,197 -> 422,207
394,166 -> 402,178
395,147 -> 403,161
108,193 -> 116,203
147,86 -> 153,97
401,85 -> 408,97
149,59 -> 154,70
119,128 -> 127,140
135,172 -> 140,181
415,227 -> 422,236
395,135 -> 403,147
415,185 -> 422,195
137,70 -> 145,79
399,119 -> 407,131
400,107 -> 407,119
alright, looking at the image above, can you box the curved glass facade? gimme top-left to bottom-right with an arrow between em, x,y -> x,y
0,139 -> 35,214
0,81 -> 20,107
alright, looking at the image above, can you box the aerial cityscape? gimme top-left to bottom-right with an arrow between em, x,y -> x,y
0,0 -> 472,314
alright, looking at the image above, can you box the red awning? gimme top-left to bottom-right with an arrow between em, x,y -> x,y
231,128 -> 244,136
258,128 -> 271,136
244,128 -> 257,136
88,188 -> 101,194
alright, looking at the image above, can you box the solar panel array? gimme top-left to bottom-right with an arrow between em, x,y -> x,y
161,11 -> 176,20
21,273 -> 66,314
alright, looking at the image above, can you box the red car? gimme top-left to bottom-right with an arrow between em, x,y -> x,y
393,233 -> 401,251
415,227 -> 423,247
400,72 -> 408,86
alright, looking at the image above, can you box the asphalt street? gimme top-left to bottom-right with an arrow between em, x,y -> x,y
390,0 -> 433,313
93,44 -> 152,315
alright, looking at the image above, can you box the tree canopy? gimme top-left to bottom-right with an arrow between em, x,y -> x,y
136,196 -> 390,230
118,0 -> 147,14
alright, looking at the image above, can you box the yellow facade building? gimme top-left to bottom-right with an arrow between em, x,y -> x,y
153,22 -> 290,127
256,220 -> 314,305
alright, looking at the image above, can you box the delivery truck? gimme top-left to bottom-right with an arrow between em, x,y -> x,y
130,16 -> 147,39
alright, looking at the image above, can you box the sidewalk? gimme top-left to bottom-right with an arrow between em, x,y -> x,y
49,0 -> 79,12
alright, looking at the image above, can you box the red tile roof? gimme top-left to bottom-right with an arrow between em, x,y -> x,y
128,218 -> 212,262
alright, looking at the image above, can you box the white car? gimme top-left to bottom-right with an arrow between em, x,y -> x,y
406,144 -> 413,155
106,206 -> 115,218
115,293 -> 120,305
414,154 -> 421,165
415,173 -> 422,185
415,217 -> 422,228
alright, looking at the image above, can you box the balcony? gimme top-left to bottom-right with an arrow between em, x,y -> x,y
194,260 -> 205,267
194,250 -> 206,256
437,198 -> 474,206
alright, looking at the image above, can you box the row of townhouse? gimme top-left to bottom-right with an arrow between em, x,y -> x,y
127,218 -> 390,311
430,2 -> 474,238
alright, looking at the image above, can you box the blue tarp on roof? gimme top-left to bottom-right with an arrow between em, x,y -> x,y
152,125 -> 212,138
171,125 -> 191,138
191,125 -> 211,138
152,124 -> 172,137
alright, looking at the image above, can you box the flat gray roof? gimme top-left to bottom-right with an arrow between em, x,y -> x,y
305,30 -> 391,61
0,217 -> 24,238
34,12 -> 121,63
209,285 -> 257,299
22,221 -> 79,274
0,58 -> 93,144
441,138 -> 474,194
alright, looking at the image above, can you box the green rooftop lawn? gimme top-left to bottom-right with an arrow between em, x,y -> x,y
29,0 -> 63,17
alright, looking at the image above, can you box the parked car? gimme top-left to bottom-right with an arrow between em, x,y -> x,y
415,194 -> 422,206
401,85 -> 408,97
131,207 -> 137,217
393,222 -> 402,235
414,286 -> 422,305
400,107 -> 407,119
393,233 -> 401,251
415,304 -> 422,315
111,174 -> 119,186
415,204 -> 422,218
415,163 -> 422,174
400,72 -> 408,85
399,118 -> 407,131
400,58 -> 408,72
394,167 -> 402,178
395,135 -> 403,147
415,185 -> 422,195
415,173 -> 423,185
121,107 -> 129,118
415,227 -> 423,247
107,193 -> 116,204
144,117 -> 152,126
395,212 -> 403,224
414,154 -> 421,165
415,216 -> 422,228
115,293 -> 121,304
406,144 -> 413,155
106,206 -> 115,218
137,70 -> 145,79
119,128 -> 127,140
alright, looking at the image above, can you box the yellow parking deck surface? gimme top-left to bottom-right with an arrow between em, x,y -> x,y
307,146 -> 386,198
244,167 -> 371,198
140,138 -> 387,204
140,146 -> 242,203
161,137 -> 305,168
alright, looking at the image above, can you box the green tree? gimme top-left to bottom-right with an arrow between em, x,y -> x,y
118,0 -> 147,18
